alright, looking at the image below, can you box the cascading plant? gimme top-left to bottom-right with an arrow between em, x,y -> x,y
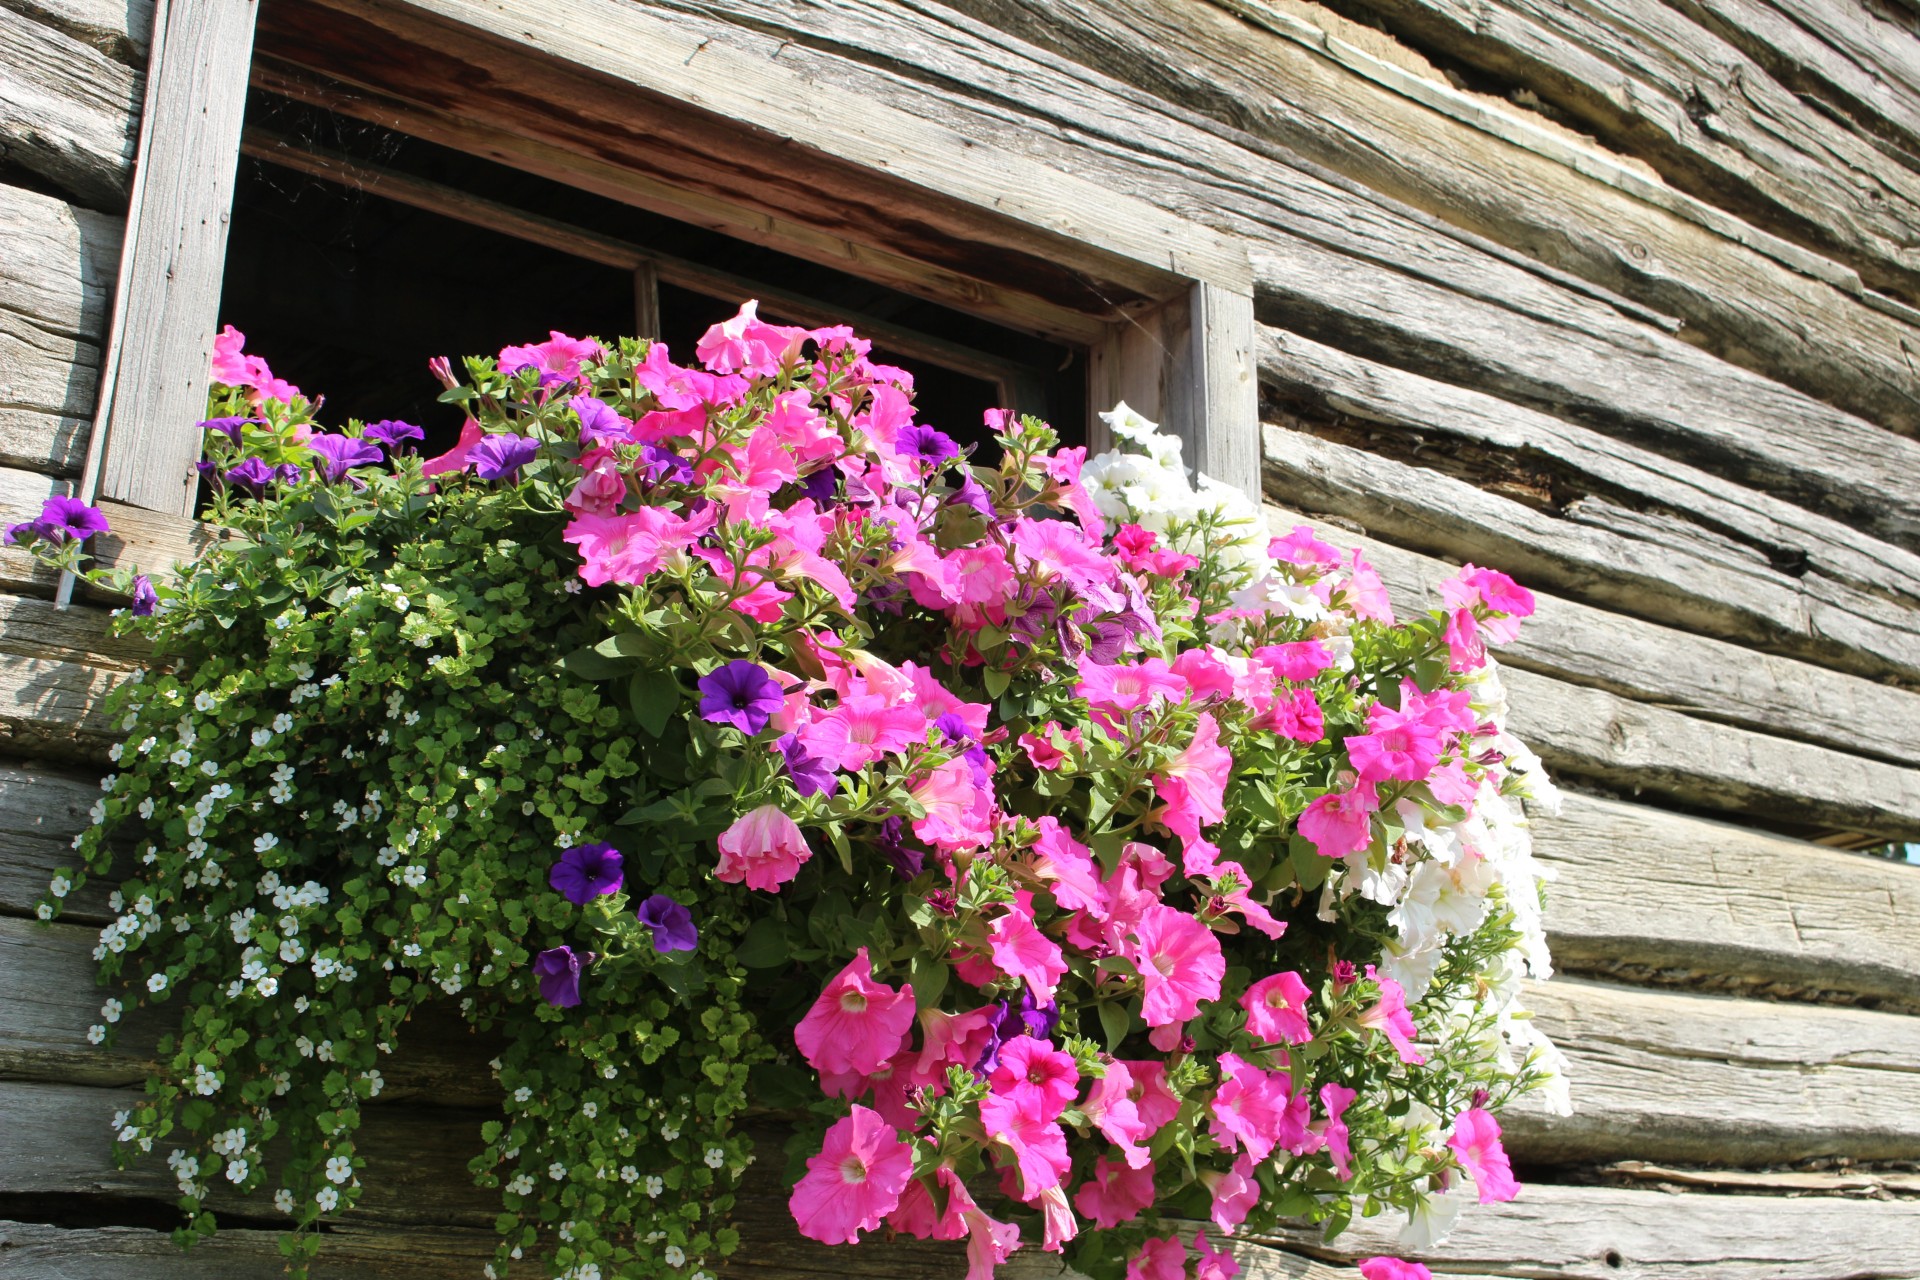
16,302 -> 1569,1280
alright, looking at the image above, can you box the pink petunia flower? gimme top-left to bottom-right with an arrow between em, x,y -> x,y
980,1088 -> 1070,1198
563,504 -> 717,587
1154,712 -> 1233,845
1321,1081 -> 1358,1179
1210,1053 -> 1309,1161
1252,639 -> 1334,682
1126,1235 -> 1187,1280
989,897 -> 1069,1002
1255,685 -> 1325,744
1118,1059 -> 1183,1135
1298,782 -> 1380,858
1194,1230 -> 1240,1280
1011,517 -> 1115,590
1073,1154 -> 1156,1228
1128,903 -> 1225,1027
1358,1259 -> 1433,1280
1081,1059 -> 1151,1168
788,1104 -> 913,1245
1341,550 -> 1397,625
714,804 -> 812,892
794,948 -> 917,1077
499,330 -> 601,381
990,1036 -> 1080,1120
1206,1153 -> 1260,1234
1346,702 -> 1446,784
797,695 -> 927,772
1075,655 -> 1187,718
1038,1184 -> 1078,1252
1243,971 -> 1314,1046
1448,1106 -> 1520,1203
1269,524 -> 1343,570
1356,966 -> 1426,1065
911,757 -> 996,853
1442,563 -> 1535,636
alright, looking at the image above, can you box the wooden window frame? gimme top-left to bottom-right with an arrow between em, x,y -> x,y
81,0 -> 1258,537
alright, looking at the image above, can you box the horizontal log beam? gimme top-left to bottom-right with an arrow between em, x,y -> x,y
0,7 -> 140,208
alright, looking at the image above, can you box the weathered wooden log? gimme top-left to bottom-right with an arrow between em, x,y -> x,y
0,181 -> 111,475
6,0 -> 155,62
0,7 -> 140,208
0,1220 -> 508,1280
1538,794 -> 1920,1012
0,761 -> 113,922
253,0 -> 1920,550
1264,500 -> 1920,770
1293,0 -> 1920,300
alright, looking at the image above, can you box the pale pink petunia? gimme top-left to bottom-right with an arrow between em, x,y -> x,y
1341,550 -> 1397,624
794,947 -> 917,1077
564,446 -> 628,516
1126,1235 -> 1187,1280
1081,1060 -> 1151,1168
1206,1153 -> 1260,1234
1011,517 -> 1115,590
989,902 -> 1069,1003
911,757 -> 996,853
915,1006 -> 998,1083
1243,971 -> 1314,1046
1073,1154 -> 1156,1228
1129,903 -> 1225,1028
788,1104 -> 913,1245
980,1088 -> 1070,1197
1298,782 -> 1380,859
1399,679 -> 1477,737
1269,524 -> 1343,570
499,330 -> 601,381
1358,1259 -> 1433,1280
1031,818 -> 1109,917
1346,702 -> 1446,784
714,804 -> 812,892
818,1049 -> 922,1132
944,545 -> 1017,606
1427,760 -> 1479,812
696,300 -> 789,378
1155,712 -> 1233,845
1442,607 -> 1486,673
1194,1230 -> 1240,1280
1075,655 -> 1187,717
990,1036 -> 1080,1121
1356,966 -> 1426,1065
1448,1106 -> 1520,1203
797,694 -> 927,772
1119,1059 -> 1182,1135
1037,1184 -> 1078,1252
1320,1081 -> 1358,1179
563,504 -> 717,587
961,1200 -> 1023,1280
1252,639 -> 1334,682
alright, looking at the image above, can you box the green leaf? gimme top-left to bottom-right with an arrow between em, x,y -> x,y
1291,835 -> 1331,893
1097,1000 -> 1131,1052
628,668 -> 680,737
558,645 -> 637,681
734,916 -> 791,969
909,953 -> 949,1010
982,665 -> 1011,699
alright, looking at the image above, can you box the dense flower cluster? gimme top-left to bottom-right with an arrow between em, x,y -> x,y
22,304 -> 1566,1280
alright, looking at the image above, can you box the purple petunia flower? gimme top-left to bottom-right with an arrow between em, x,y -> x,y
951,472 -> 997,521
364,419 -> 425,450
897,424 -> 959,467
470,433 -> 541,481
273,463 -> 304,486
549,841 -> 624,905
640,444 -> 693,485
3,495 -> 110,547
199,415 -> 261,443
697,660 -> 784,736
799,468 -> 837,505
873,816 -> 923,880
570,395 -> 628,444
307,433 -> 385,484
635,894 -> 699,953
222,457 -> 275,496
974,990 -> 1061,1075
775,732 -> 838,798
532,945 -> 590,1007
130,574 -> 157,617
933,713 -> 993,790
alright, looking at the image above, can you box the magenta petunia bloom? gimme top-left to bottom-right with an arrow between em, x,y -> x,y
714,804 -> 812,892
635,893 -> 698,953
794,947 -> 916,1077
1447,1106 -> 1520,1203
549,842 -> 624,904
1125,1235 -> 1187,1280
1298,782 -> 1380,859
698,660 -> 784,735
470,433 -> 540,481
306,433 -> 385,484
1320,1081 -> 1357,1179
4,495 -> 110,547
532,945 -> 589,1007
1242,971 -> 1313,1046
788,1104 -> 913,1245
1194,1231 -> 1240,1280
979,1087 -> 1070,1197
1207,1153 -> 1259,1235
988,1036 -> 1079,1121
1358,1259 -> 1433,1280
1356,967 -> 1426,1065
1073,1154 -> 1156,1229
1128,903 -> 1224,1028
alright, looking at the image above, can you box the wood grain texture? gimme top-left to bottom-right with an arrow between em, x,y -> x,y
0,761 -> 114,924
1259,410 -> 1920,688
3,0 -> 155,61
0,6 -> 140,208
0,1220 -> 505,1280
1307,0 -> 1920,302
1538,793 -> 1920,1010
95,0 -> 259,516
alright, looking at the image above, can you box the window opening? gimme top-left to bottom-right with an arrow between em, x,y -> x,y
223,93 -> 1086,465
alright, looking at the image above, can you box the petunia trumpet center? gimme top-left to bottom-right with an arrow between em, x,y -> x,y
838,1155 -> 868,1185
839,991 -> 869,1013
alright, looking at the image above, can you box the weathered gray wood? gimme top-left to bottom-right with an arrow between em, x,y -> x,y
1247,1180 -> 1920,1280
94,0 -> 259,516
0,1220 -> 505,1280
0,294 -> 101,427
0,8 -> 140,208
0,468 -> 68,595
1260,418 -> 1920,688
1511,977 -> 1920,1164
1305,0 -> 1920,300
1272,498 -> 1920,770
2,0 -> 155,62
0,762 -> 114,924
1539,793 -> 1920,1012
1502,664 -> 1920,841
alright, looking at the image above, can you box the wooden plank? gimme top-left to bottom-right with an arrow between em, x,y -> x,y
1268,0 -> 1920,301
4,0 -> 154,62
0,468 -> 68,595
1511,977 -> 1920,1164
0,1220 -> 505,1280
0,762 -> 114,924
561,0 -> 1920,549
1271,497 -> 1920,771
1538,793 -> 1920,1012
93,0 -> 259,516
1260,418 -> 1920,688
0,7 -> 141,208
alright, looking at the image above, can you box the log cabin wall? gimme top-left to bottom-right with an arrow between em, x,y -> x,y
4,0 -> 1920,1274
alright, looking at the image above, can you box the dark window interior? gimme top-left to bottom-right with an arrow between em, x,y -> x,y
221,92 -> 1086,461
